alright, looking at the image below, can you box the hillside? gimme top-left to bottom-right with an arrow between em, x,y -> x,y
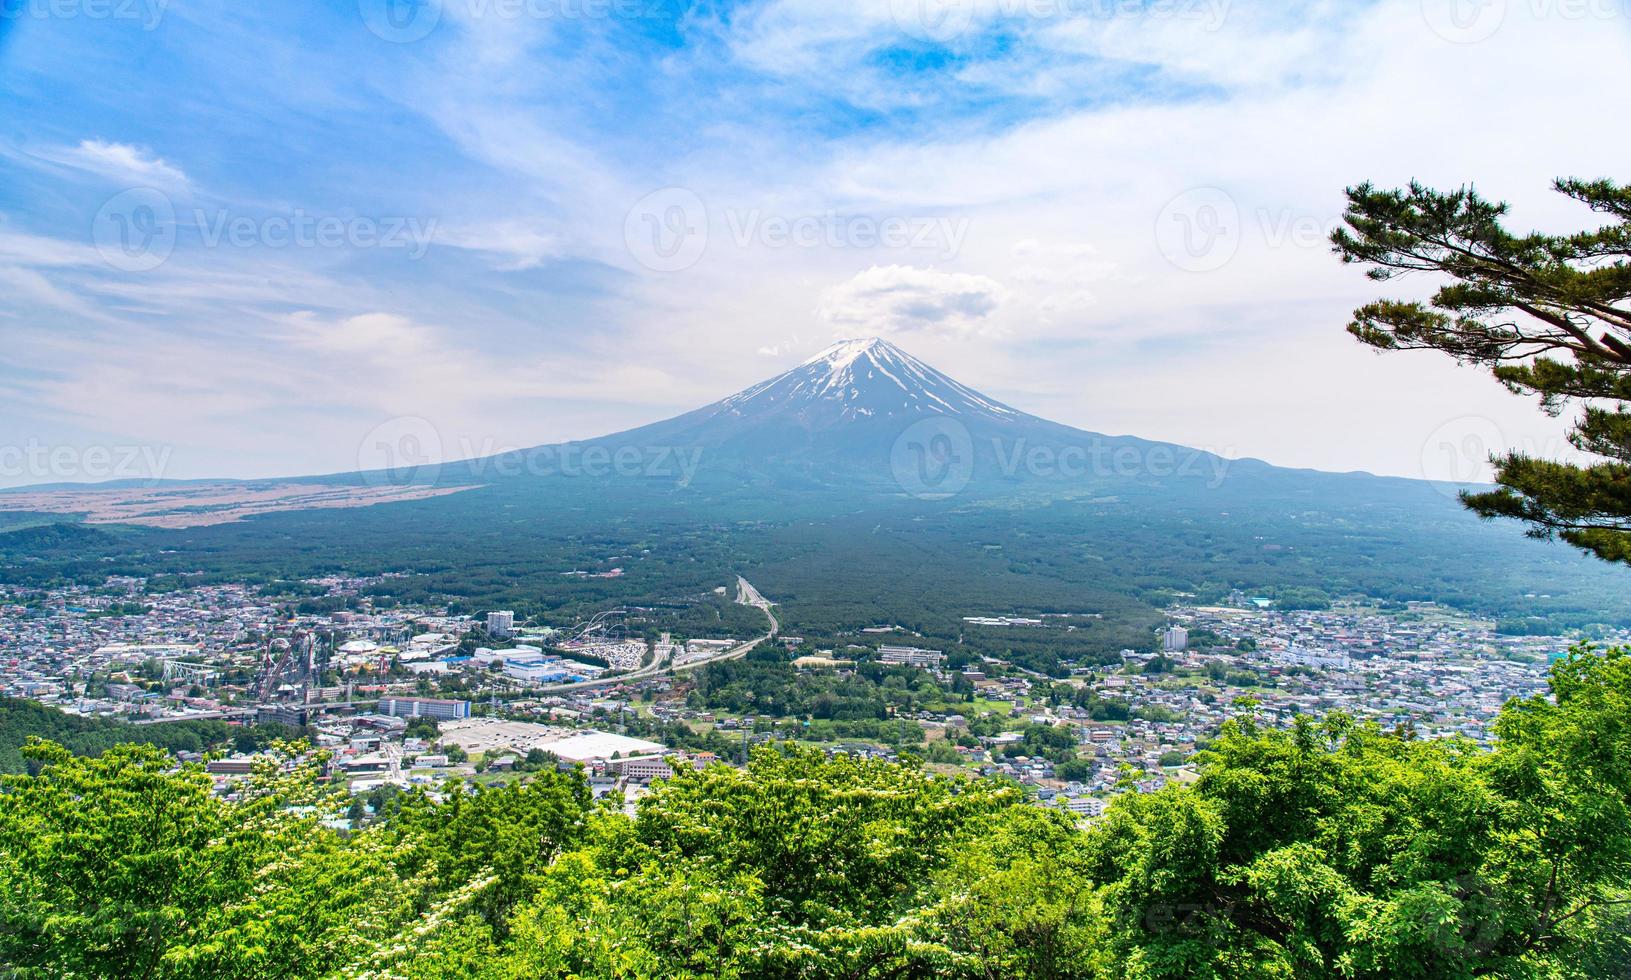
2,339 -> 1629,638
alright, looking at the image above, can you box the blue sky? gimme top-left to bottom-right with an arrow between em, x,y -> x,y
2,0 -> 1629,485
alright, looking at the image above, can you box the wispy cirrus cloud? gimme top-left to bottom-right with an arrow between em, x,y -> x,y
0,0 -> 1628,483
28,139 -> 191,191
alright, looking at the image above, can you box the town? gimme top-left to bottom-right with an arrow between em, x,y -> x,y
0,572 -> 1614,824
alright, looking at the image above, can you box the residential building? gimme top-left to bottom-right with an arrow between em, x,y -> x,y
487,610 -> 515,638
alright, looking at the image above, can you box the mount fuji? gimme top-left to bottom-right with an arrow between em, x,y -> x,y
590,337 -> 1054,470
716,338 -> 1029,426
463,336 -> 1247,499
323,336 -> 1631,633
9,335 -> 1629,640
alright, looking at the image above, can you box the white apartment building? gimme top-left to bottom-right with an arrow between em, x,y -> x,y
487,610 -> 515,638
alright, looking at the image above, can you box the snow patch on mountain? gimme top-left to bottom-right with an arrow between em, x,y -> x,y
715,338 -> 1026,426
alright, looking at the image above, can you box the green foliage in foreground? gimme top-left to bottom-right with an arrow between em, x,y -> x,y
0,696 -> 292,775
2,650 -> 1630,979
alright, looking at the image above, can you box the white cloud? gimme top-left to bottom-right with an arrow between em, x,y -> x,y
35,140 -> 190,191
5,0 -> 1630,481
435,221 -> 569,271
1033,1 -> 1343,94
818,265 -> 1009,337
0,228 -> 103,268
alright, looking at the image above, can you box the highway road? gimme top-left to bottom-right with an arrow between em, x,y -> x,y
130,699 -> 383,725
137,581 -> 778,721
534,576 -> 778,694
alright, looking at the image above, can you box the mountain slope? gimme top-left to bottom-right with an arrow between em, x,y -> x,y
463,337 -> 1221,494
0,337 -> 1472,518
6,337 -> 1629,637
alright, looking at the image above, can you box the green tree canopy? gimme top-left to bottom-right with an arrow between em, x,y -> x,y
4,651 -> 1630,978
1332,178 -> 1631,563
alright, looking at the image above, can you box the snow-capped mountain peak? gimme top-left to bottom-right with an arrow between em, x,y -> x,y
800,337 -> 891,370
716,337 -> 1026,426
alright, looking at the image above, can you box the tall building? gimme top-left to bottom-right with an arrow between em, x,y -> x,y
487,610 -> 515,638
256,705 -> 310,727
378,697 -> 471,721
1162,626 -> 1188,652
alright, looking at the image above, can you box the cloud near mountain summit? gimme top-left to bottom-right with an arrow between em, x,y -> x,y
817,265 -> 1009,339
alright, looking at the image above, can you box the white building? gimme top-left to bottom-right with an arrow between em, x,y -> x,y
609,755 -> 675,781
379,696 -> 471,721
1162,626 -> 1189,652
546,731 -> 666,763
1062,796 -> 1106,817
1276,647 -> 1352,670
878,645 -> 945,668
487,610 -> 515,638
504,661 -> 574,684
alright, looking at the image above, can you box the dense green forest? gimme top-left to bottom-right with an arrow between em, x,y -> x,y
3,462 -> 1627,668
0,697 -> 295,775
2,646 -> 1627,979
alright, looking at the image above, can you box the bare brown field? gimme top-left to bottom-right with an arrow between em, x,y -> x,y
0,482 -> 476,528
